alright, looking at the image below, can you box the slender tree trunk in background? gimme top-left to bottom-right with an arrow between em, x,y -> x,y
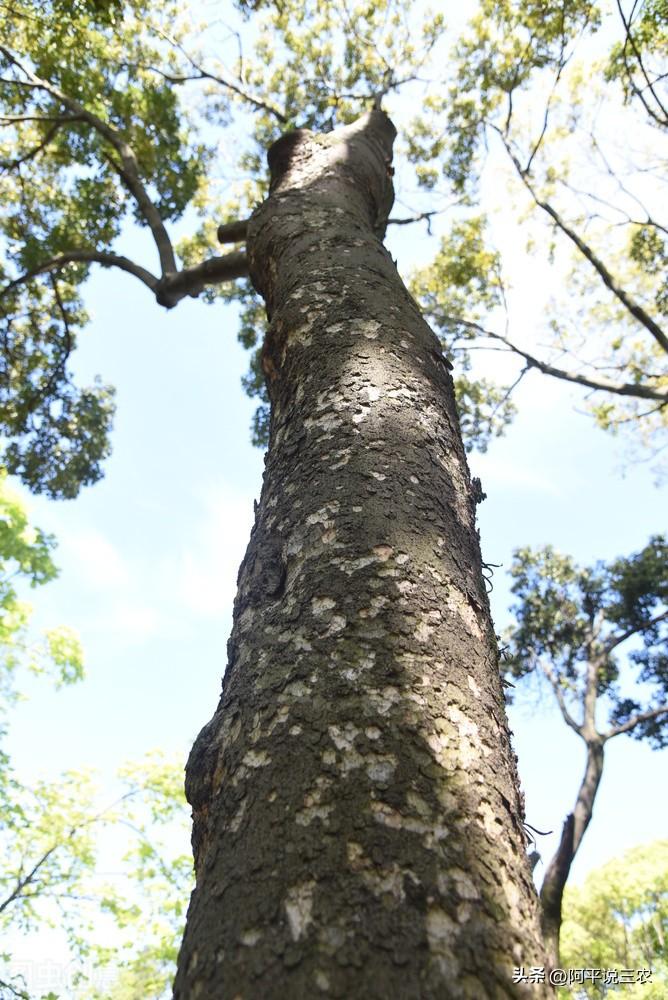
540,738 -> 604,968
174,111 -> 550,1000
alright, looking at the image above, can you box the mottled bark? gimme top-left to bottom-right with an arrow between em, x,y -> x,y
174,111 -> 550,1000
540,739 -> 604,968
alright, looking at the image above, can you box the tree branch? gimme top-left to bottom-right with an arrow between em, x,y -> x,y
0,44 -> 177,275
217,218 -> 249,244
156,251 -> 248,308
145,29 -> 288,124
524,31 -> 571,176
0,112 -> 86,124
615,0 -> 668,129
1,249 -> 160,298
0,117 -> 81,169
0,844 -> 58,915
1,245 -> 248,309
539,659 -> 583,736
387,210 -> 437,231
0,977 -> 30,1000
582,649 -> 600,737
440,314 -> 668,403
497,131 -> 668,356
604,703 -> 668,740
605,608 -> 668,654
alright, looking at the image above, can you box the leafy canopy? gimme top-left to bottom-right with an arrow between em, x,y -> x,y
0,0 -> 207,497
0,0 -> 600,499
410,0 -> 668,464
0,473 -> 189,999
1,752 -> 192,1000
560,840 -> 668,998
504,536 -> 668,746
2,0 -> 666,496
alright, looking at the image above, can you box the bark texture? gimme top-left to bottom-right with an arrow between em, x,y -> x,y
540,739 -> 604,968
174,111 -> 550,1000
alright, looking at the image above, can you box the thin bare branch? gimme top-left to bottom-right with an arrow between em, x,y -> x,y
147,28 -> 288,124
588,131 -> 667,232
539,659 -> 583,736
604,703 -> 668,740
524,30 -> 571,175
1,250 -> 159,298
490,364 -> 530,421
440,314 -> 668,403
615,0 -> 668,128
604,608 -> 668,654
387,210 -> 438,232
0,844 -> 58,915
497,130 -> 668,356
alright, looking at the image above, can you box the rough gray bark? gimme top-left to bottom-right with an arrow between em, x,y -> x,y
173,111 -> 550,1000
540,739 -> 604,968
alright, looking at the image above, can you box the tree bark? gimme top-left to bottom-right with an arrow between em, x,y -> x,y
173,111 -> 550,1000
540,738 -> 605,968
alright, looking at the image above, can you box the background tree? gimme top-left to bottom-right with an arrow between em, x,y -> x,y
503,536 -> 668,965
0,468 -> 86,998
2,750 -> 192,1000
0,468 -> 83,691
559,840 -> 668,998
0,470 -> 190,999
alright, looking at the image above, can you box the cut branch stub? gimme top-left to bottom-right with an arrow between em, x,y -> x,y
217,218 -> 249,244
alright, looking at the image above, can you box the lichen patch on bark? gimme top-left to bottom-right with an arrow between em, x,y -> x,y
285,881 -> 316,941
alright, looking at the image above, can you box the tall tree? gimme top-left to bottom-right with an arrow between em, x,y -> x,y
503,537 -> 668,967
172,109 -> 550,1000
11,0 -> 662,994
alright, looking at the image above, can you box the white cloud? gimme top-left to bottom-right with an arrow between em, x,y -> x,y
163,486 -> 255,620
105,601 -> 162,640
62,527 -> 129,590
470,451 -> 562,497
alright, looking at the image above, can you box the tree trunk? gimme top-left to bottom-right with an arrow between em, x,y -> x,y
173,111 -> 550,1000
540,738 -> 605,968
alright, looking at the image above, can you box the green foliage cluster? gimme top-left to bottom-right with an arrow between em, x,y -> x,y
1,754 -> 191,1000
408,0 -> 668,459
0,469 -> 83,693
2,0 -> 666,487
408,215 -> 516,451
0,0 -> 208,497
0,476 -> 190,999
560,841 -> 668,998
505,536 -> 668,746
